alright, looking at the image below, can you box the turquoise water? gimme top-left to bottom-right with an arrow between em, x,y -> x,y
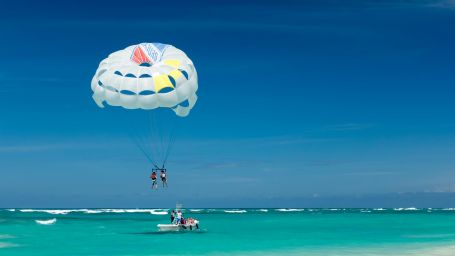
1,208 -> 455,255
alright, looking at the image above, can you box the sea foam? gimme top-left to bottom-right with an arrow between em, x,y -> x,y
18,209 -> 169,215
276,208 -> 304,212
150,210 -> 168,215
21,209 -> 73,215
224,210 -> 247,213
35,218 -> 57,225
394,207 -> 419,211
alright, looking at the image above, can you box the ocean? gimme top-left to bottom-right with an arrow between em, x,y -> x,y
1,208 -> 455,255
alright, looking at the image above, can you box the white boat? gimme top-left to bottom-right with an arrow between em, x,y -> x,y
157,219 -> 200,231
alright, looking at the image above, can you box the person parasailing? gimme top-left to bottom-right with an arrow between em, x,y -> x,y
160,169 -> 168,187
150,170 -> 158,189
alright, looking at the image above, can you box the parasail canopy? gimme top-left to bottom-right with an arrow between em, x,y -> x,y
91,43 -> 198,117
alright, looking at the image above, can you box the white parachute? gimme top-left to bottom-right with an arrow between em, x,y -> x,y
91,43 -> 198,117
91,43 -> 198,169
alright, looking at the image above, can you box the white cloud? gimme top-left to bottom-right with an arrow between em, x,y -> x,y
428,0 -> 455,9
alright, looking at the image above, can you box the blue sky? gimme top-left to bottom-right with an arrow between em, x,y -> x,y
0,0 -> 455,208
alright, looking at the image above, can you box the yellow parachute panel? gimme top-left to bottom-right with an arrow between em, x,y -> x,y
164,59 -> 180,68
153,74 -> 174,92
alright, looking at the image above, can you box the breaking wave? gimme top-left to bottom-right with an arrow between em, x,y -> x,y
276,209 -> 304,212
35,218 -> 57,225
84,210 -> 103,214
394,208 -> 419,211
11,208 -> 454,215
224,210 -> 247,213
18,209 -> 169,215
21,209 -> 73,215
150,210 -> 168,215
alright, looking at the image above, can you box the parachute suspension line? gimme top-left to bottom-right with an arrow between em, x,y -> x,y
137,134 -> 155,163
147,112 -> 155,164
150,111 -> 164,166
146,110 -> 176,169
158,112 -> 166,166
162,123 -> 176,168
129,132 -> 159,169
129,113 -> 162,170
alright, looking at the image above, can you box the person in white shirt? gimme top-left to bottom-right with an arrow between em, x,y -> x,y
176,210 -> 182,224
160,169 -> 168,187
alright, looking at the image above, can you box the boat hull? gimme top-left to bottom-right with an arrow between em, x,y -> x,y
157,221 -> 199,231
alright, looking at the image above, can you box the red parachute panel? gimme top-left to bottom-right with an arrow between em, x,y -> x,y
131,46 -> 151,65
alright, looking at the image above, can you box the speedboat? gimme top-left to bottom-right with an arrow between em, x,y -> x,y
157,219 -> 200,231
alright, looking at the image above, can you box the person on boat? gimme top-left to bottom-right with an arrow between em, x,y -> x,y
150,171 -> 158,189
170,210 -> 175,223
176,210 -> 182,224
160,169 -> 167,187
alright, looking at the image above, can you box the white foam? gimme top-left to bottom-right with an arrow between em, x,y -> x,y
35,218 -> 57,225
21,209 -> 72,214
442,208 -> 455,211
224,210 -> 247,213
190,209 -> 203,212
48,210 -> 72,215
84,210 -> 103,214
394,207 -> 419,211
19,209 -> 37,213
374,208 -> 386,211
6,209 -> 15,212
276,208 -> 304,212
150,210 -> 168,215
92,209 -> 168,214
19,209 -> 170,214
108,209 -> 127,213
257,209 -> 269,212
